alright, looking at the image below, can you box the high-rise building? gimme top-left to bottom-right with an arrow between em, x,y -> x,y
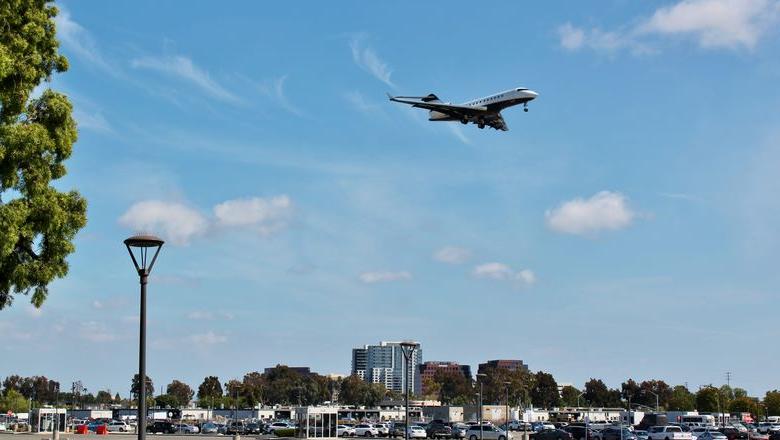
417,361 -> 472,395
350,341 -> 422,394
477,359 -> 529,375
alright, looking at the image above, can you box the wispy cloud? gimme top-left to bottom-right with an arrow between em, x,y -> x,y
472,262 -> 536,287
256,75 -> 303,116
349,35 -> 395,87
359,271 -> 412,284
54,7 -> 118,76
558,0 -> 780,54
73,108 -> 112,133
186,310 -> 235,321
545,191 -> 636,236
433,246 -> 472,264
131,55 -> 240,104
188,331 -> 227,346
344,90 -> 381,113
213,195 -> 293,236
118,200 -> 209,246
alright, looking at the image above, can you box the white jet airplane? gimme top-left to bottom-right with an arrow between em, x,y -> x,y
388,87 -> 538,131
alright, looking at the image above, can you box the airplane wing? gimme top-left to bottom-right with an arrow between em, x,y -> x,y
487,113 -> 509,131
388,95 -> 488,115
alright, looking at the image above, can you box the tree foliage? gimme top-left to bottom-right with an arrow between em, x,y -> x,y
584,379 -> 622,407
0,0 -> 87,310
0,389 -> 28,413
434,370 -> 474,405
131,374 -> 154,403
560,385 -> 581,407
166,380 -> 194,407
765,390 -> 780,416
197,376 -> 223,408
338,375 -> 386,407
531,371 -> 560,409
696,387 -> 721,413
667,385 -> 695,411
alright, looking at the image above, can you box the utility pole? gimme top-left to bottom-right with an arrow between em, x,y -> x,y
725,372 -> 731,388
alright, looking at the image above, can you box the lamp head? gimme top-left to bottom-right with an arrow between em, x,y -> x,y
124,234 -> 164,275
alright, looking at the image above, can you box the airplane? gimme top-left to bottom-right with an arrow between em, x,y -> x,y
388,87 -> 538,131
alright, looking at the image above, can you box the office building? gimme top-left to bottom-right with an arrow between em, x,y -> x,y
350,341 -> 422,394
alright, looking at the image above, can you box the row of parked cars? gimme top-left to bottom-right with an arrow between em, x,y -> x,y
336,420 -> 513,440
534,422 -> 780,440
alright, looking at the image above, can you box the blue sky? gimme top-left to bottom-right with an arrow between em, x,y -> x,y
3,0 -> 780,399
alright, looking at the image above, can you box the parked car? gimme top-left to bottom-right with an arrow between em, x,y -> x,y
534,429 -> 574,440
355,424 -> 380,437
88,420 -> 108,432
226,421 -> 245,435
452,424 -> 470,439
339,425 -> 357,437
147,421 -> 176,434
107,420 -> 132,433
175,424 -> 200,434
201,422 -> 219,434
697,432 -> 728,440
564,425 -> 597,440
373,424 -> 391,436
267,421 -> 295,434
720,427 -> 748,440
648,426 -> 693,440
426,420 -> 454,439
594,427 -> 637,440
635,430 -> 650,440
466,425 -> 509,440
391,424 -> 408,438
407,426 -> 427,439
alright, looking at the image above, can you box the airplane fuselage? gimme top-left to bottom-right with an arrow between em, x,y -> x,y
429,87 -> 538,122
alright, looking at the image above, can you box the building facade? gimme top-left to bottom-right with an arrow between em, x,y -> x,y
477,359 -> 529,375
417,361 -> 473,396
350,341 -> 422,394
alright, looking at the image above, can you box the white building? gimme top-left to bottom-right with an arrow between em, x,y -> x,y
351,341 -> 423,395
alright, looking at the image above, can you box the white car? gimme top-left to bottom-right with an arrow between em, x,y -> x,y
466,425 -> 509,440
374,424 -> 390,436
338,425 -> 357,437
267,422 -> 294,433
355,424 -> 380,437
408,426 -> 427,439
175,424 -> 200,434
106,420 -> 133,432
648,426 -> 693,440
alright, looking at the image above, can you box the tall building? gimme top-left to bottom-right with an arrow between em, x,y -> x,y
417,361 -> 472,395
477,359 -> 529,375
350,341 -> 423,394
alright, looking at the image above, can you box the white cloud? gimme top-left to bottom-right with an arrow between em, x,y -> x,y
472,263 -> 536,286
559,0 -> 780,54
349,35 -> 395,87
131,55 -> 240,103
119,200 -> 209,245
73,109 -> 112,133
446,124 -> 471,145
213,195 -> 293,236
640,0 -> 779,49
54,8 -> 117,75
188,331 -> 227,345
433,246 -> 472,264
79,321 -> 117,342
186,310 -> 234,321
359,271 -> 412,284
545,191 -> 636,236
257,76 -> 303,116
26,305 -> 43,319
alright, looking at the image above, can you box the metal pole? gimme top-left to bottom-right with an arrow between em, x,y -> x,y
138,271 -> 148,440
506,384 -> 510,430
480,381 -> 483,440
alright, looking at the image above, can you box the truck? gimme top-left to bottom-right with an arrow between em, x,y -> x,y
648,426 -> 693,440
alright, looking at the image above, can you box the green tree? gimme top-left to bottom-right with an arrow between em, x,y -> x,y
531,371 -> 560,409
667,385 -> 695,411
166,380 -> 193,407
197,376 -> 223,408
696,387 -> 721,412
241,372 -> 265,407
730,396 -> 760,416
560,385 -> 581,407
154,394 -> 178,409
95,390 -> 113,405
584,379 -> 612,407
0,0 -> 88,310
0,389 -> 28,413
765,390 -> 780,416
434,371 -> 474,405
131,374 -> 153,404
734,388 -> 748,399
337,375 -> 385,407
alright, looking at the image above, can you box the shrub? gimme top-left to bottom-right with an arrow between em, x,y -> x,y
274,428 -> 297,437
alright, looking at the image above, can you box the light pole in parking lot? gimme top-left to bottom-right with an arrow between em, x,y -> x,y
400,341 -> 418,440
477,373 -> 486,440
643,390 -> 659,412
504,381 -> 511,428
124,234 -> 164,440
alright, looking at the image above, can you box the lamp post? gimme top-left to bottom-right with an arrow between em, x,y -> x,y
504,381 -> 511,429
125,234 -> 164,440
476,374 -> 486,440
643,390 -> 659,412
399,341 -> 418,440
577,392 -> 585,409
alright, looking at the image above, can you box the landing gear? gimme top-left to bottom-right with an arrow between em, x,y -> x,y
460,117 -> 468,124
477,118 -> 485,129
523,103 -> 529,112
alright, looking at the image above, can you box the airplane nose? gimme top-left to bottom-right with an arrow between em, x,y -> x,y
526,90 -> 539,99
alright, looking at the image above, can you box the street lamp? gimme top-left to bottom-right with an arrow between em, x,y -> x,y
577,392 -> 585,408
476,374 -> 486,440
399,341 -> 418,440
124,234 -> 164,440
504,381 -> 511,429
643,390 -> 659,412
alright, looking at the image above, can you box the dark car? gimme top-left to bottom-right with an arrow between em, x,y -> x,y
227,421 -> 246,435
426,420 -> 453,439
593,428 -> 636,440
564,425 -> 597,440
533,429 -> 574,440
769,433 -> 780,440
391,424 -> 408,438
245,423 -> 263,434
719,428 -> 747,440
147,421 -> 177,434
